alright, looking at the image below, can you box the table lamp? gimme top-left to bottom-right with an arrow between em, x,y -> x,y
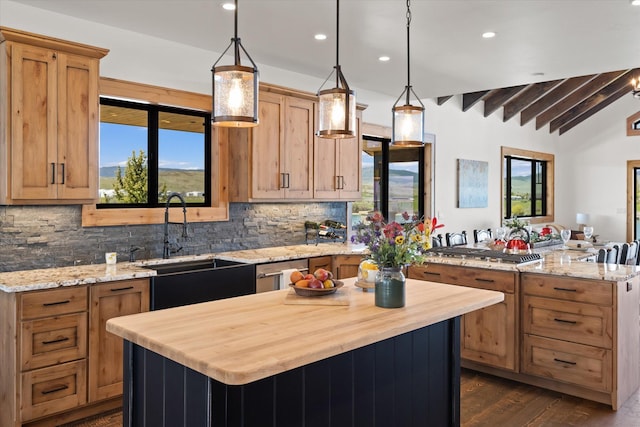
576,213 -> 591,230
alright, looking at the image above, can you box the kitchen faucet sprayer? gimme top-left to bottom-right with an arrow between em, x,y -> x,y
163,192 -> 189,259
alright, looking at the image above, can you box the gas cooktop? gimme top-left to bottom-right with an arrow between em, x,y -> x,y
426,247 -> 541,264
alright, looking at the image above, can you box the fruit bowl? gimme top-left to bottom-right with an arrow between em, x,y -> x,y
289,280 -> 344,297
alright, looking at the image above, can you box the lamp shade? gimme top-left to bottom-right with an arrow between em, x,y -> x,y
576,213 -> 591,225
392,103 -> 424,146
317,86 -> 356,138
212,64 -> 258,127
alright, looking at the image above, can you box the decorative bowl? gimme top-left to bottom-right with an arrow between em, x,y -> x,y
289,280 -> 344,297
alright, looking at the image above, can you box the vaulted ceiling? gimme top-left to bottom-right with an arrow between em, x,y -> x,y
437,68 -> 640,135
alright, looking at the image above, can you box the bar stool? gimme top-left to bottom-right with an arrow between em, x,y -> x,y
473,229 -> 492,243
445,231 -> 468,246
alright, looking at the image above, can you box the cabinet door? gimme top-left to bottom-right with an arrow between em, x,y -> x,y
461,293 -> 517,371
251,91 -> 284,199
10,43 -> 58,200
313,137 -> 339,199
308,256 -> 332,274
282,96 -> 314,198
333,255 -> 363,280
89,279 -> 149,402
56,52 -> 99,200
336,114 -> 362,199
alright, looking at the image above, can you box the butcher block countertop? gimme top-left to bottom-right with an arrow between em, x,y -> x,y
106,277 -> 503,386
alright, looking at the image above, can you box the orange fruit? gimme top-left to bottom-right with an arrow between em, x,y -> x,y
290,270 -> 304,283
295,279 -> 310,288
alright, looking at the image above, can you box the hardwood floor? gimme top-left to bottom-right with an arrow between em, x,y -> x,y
63,369 -> 640,427
461,369 -> 640,427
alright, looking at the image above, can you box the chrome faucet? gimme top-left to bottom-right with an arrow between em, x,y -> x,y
163,192 -> 188,259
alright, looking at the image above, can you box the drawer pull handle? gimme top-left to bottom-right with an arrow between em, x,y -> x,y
553,358 -> 576,365
42,337 -> 70,345
41,384 -> 69,395
553,287 -> 577,292
110,286 -> 134,292
475,278 -> 495,283
422,272 -> 441,276
554,318 -> 577,325
43,300 -> 70,307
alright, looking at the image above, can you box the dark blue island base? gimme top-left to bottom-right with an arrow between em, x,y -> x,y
122,318 -> 460,427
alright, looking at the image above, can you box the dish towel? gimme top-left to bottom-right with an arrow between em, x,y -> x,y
280,268 -> 300,290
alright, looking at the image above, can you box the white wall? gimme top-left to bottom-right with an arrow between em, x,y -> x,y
4,0 -> 638,242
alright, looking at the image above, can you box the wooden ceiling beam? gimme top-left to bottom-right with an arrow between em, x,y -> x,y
503,80 -> 563,122
462,91 -> 489,112
554,70 -> 638,134
437,96 -> 453,106
559,85 -> 632,135
519,75 -> 595,126
483,85 -> 528,117
536,70 -> 628,130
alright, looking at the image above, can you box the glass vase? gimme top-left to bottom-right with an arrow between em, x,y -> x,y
375,267 -> 405,308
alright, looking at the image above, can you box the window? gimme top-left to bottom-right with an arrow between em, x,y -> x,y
501,147 -> 554,223
98,98 -> 210,208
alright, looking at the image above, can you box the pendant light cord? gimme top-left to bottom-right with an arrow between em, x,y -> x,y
405,0 -> 412,104
335,0 -> 340,86
234,0 -> 240,64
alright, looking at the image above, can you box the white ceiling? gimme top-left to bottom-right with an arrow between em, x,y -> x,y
8,0 -> 640,99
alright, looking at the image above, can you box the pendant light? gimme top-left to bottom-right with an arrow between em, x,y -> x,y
392,0 -> 425,146
211,0 -> 259,127
316,0 -> 356,139
632,76 -> 640,99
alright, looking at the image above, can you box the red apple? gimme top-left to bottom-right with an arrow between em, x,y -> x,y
314,268 -> 329,281
304,274 -> 315,281
308,278 -> 324,289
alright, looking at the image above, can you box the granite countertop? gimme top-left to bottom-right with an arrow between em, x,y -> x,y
0,243 -> 367,293
423,244 -> 640,282
106,278 -> 503,385
0,263 -> 157,293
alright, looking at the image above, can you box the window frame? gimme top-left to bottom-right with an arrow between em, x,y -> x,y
97,97 -> 212,209
81,77 -> 228,227
501,146 -> 554,225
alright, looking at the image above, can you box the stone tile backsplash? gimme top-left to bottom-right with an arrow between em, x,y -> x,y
0,203 -> 347,272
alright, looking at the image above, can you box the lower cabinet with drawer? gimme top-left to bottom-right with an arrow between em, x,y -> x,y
408,263 -> 518,372
521,273 -> 639,409
0,278 -> 150,427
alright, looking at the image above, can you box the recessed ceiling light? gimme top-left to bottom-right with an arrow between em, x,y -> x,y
378,56 -> 390,62
532,72 -> 545,76
314,34 -> 327,40
222,3 -> 235,11
632,0 -> 640,6
482,31 -> 496,38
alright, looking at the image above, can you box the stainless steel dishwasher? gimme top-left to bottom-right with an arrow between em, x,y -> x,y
255,259 -> 308,293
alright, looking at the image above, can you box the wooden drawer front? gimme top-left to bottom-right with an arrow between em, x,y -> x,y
21,360 -> 87,421
524,296 -> 612,348
21,287 -> 88,320
522,274 -> 612,306
523,335 -> 612,392
21,312 -> 88,371
410,264 -> 515,293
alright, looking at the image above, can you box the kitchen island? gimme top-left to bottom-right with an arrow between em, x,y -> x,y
106,278 -> 503,427
408,248 -> 640,410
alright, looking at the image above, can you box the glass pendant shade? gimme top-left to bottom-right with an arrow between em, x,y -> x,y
211,0 -> 259,128
317,86 -> 356,138
393,102 -> 424,147
212,64 -> 258,127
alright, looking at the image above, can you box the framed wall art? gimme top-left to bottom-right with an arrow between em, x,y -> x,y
457,159 -> 488,208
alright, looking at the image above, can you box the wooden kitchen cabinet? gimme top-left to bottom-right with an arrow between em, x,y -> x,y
408,263 -> 519,372
313,110 -> 363,200
332,255 -> 363,279
89,279 -> 149,402
0,278 -> 149,427
521,273 -> 638,409
0,27 -> 108,204
308,256 -> 332,274
229,87 -> 314,201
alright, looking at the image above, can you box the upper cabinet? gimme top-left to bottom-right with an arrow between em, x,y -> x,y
313,111 -> 362,200
0,27 -> 108,204
228,83 -> 365,202
229,87 -> 315,201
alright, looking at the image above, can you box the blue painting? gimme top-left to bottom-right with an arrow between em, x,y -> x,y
457,159 -> 488,208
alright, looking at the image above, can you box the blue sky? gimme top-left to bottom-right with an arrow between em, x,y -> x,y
100,123 -> 205,170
